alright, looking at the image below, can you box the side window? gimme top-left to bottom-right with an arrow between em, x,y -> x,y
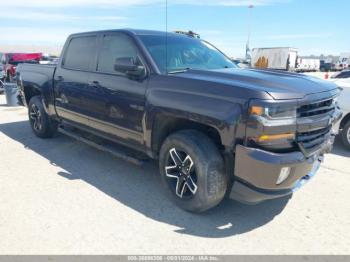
63,36 -> 97,71
97,34 -> 138,74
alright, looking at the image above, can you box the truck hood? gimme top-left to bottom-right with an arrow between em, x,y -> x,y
175,68 -> 338,100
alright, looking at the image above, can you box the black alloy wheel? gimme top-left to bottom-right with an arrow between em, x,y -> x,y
164,147 -> 198,199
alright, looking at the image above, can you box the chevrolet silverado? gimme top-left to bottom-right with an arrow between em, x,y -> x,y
17,29 -> 342,212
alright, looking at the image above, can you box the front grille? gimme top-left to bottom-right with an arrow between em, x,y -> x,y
298,99 -> 334,117
296,98 -> 335,155
297,126 -> 331,151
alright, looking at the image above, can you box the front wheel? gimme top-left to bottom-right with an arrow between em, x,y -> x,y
28,96 -> 58,138
341,121 -> 350,150
159,130 -> 227,212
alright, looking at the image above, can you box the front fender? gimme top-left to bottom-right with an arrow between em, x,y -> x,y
144,88 -> 245,153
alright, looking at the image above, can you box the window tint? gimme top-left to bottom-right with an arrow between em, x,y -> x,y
64,36 -> 97,71
139,35 -> 236,74
97,34 -> 138,74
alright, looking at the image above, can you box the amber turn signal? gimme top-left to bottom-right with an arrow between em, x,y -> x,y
257,133 -> 295,142
250,106 -> 264,116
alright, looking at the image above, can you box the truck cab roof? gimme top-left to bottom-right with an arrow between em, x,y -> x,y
69,29 -> 184,38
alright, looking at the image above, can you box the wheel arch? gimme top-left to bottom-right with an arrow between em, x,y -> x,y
340,112 -> 350,129
23,84 -> 42,105
150,114 -> 224,158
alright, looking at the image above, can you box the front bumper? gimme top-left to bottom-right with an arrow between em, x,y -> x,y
230,135 -> 334,204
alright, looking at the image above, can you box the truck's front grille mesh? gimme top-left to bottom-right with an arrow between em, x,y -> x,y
297,126 -> 331,150
298,99 -> 334,117
296,98 -> 335,155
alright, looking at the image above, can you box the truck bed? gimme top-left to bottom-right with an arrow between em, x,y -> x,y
17,63 -> 57,107
17,63 -> 56,76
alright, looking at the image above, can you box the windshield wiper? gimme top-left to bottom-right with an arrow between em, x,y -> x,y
167,68 -> 192,74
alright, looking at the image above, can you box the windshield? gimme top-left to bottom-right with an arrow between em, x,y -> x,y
139,34 -> 237,74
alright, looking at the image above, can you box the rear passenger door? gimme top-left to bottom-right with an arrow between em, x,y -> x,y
54,35 -> 98,127
86,32 -> 148,147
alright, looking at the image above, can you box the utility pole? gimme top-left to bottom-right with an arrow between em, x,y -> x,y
246,4 -> 254,61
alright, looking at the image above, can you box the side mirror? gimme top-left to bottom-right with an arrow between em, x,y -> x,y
114,57 -> 146,78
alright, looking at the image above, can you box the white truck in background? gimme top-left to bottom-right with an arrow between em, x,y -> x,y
337,53 -> 350,70
251,47 -> 298,71
296,58 -> 320,72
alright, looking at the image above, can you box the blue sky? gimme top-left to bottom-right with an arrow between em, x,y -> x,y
0,0 -> 348,57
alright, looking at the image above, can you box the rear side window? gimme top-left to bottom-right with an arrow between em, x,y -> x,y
63,36 -> 97,71
97,34 -> 138,74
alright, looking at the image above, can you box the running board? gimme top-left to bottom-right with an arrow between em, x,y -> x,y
58,127 -> 146,166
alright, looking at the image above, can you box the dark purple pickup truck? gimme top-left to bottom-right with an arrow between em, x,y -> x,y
17,29 -> 342,212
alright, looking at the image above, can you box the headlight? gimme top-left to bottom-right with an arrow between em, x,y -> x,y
248,101 -> 297,147
250,103 -> 297,126
264,105 -> 297,119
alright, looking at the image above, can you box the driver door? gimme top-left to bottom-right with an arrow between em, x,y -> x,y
85,33 -> 148,147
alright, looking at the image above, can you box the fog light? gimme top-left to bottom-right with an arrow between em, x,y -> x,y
276,167 -> 291,185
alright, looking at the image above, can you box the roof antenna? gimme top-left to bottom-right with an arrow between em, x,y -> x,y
165,0 -> 168,74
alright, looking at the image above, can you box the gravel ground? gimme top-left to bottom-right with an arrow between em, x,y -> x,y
0,94 -> 349,255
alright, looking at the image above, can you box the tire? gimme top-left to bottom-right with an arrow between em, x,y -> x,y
28,96 -> 58,138
159,130 -> 227,212
341,121 -> 350,150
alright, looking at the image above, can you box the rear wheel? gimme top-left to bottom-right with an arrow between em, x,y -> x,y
159,130 -> 227,212
341,121 -> 350,150
28,96 -> 58,138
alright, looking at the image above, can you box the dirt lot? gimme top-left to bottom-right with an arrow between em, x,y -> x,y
0,94 -> 349,255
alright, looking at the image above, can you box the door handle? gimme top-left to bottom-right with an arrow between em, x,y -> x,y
56,75 -> 64,81
88,80 -> 100,88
